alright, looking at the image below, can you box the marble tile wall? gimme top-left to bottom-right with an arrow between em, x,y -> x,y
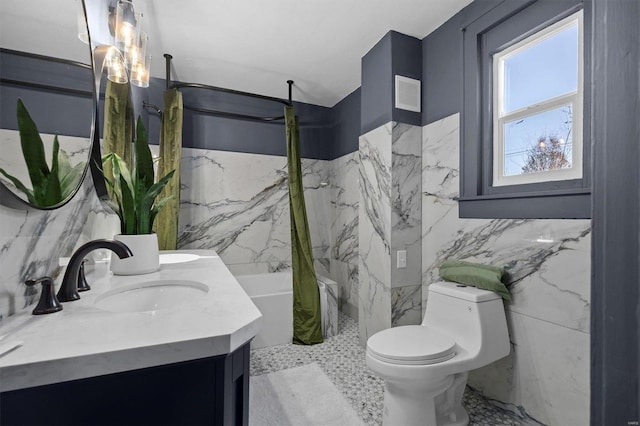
390,124 -> 422,327
0,170 -> 113,320
329,152 -> 359,319
358,122 -> 422,344
422,113 -> 590,426
358,123 -> 393,344
176,147 -> 332,278
0,142 -> 351,321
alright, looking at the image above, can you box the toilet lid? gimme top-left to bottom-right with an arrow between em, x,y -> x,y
367,325 -> 456,365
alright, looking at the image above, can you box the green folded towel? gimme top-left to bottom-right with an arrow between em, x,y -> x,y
439,260 -> 511,301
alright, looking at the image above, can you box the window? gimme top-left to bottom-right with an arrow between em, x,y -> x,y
460,0 -> 590,219
493,11 -> 583,187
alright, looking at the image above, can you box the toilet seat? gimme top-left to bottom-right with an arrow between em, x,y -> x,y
367,325 -> 456,365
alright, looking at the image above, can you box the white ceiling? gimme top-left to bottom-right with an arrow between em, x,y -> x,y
1,0 -> 472,107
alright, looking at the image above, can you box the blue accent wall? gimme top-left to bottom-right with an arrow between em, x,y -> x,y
390,31 -> 422,127
420,0 -> 504,125
361,32 -> 393,134
0,51 -> 93,138
329,87 -> 361,158
361,30 -> 422,135
145,76 -> 337,160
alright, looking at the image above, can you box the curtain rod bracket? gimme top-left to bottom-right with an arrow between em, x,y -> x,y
164,54 -> 173,90
287,80 -> 293,105
142,101 -> 162,115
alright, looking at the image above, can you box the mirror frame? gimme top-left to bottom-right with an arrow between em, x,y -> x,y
88,45 -> 114,204
0,0 -> 97,211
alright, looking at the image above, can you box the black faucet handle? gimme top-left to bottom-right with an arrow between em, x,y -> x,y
25,277 -> 63,315
77,260 -> 91,292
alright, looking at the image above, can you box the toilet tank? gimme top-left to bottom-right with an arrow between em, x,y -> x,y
422,281 -> 510,365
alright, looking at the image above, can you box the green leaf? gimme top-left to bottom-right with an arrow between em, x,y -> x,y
39,137 -> 63,207
119,173 -> 136,234
0,167 -> 36,204
101,118 -> 177,235
56,146 -> 73,182
134,116 -> 154,192
16,99 -> 50,192
135,177 -> 151,234
149,194 -> 174,229
143,170 -> 175,207
59,162 -> 84,199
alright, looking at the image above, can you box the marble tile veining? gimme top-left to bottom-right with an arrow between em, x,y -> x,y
0,175 -> 106,320
421,113 -> 590,425
358,125 -> 393,344
177,148 -> 331,274
330,152 -> 360,320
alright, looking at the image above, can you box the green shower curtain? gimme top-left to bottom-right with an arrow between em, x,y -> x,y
285,106 -> 323,345
103,80 -> 133,199
154,88 -> 183,250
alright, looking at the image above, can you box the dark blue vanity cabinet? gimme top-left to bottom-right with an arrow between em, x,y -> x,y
0,342 -> 251,426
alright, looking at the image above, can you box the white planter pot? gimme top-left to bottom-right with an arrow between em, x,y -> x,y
110,234 -> 160,275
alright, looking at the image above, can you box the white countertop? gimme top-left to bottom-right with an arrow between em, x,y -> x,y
0,250 -> 262,392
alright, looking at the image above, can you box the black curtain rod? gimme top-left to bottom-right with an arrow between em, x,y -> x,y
163,53 -> 294,123
0,78 -> 93,98
1,48 -> 93,98
0,48 -> 92,70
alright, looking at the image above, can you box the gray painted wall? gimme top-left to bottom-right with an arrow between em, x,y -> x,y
329,88 -> 361,158
361,32 -> 393,134
590,0 -> 640,424
146,76 -> 335,159
421,0 -> 640,422
390,31 -> 422,127
1,54 -> 361,161
421,0 -> 502,124
361,31 -> 422,134
0,51 -> 93,138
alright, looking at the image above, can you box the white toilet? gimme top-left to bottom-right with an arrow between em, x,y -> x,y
366,281 -> 510,426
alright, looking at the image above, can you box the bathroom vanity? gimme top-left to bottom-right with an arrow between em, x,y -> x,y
0,250 -> 262,426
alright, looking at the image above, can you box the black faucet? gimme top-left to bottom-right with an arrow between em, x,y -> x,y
57,239 -> 133,302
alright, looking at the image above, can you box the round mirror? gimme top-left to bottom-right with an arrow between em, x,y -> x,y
0,0 -> 94,209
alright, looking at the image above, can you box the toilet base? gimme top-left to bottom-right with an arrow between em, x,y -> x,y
381,372 -> 469,426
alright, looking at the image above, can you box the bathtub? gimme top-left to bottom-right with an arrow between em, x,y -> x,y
235,272 -> 338,349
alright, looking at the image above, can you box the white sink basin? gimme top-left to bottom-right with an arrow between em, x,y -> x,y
159,253 -> 201,264
95,280 -> 209,313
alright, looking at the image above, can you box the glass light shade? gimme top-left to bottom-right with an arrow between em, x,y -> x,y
131,53 -> 150,88
115,0 -> 138,53
106,47 -> 128,84
126,30 -> 147,70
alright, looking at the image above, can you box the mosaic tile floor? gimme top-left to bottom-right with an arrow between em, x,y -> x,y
250,313 -> 525,426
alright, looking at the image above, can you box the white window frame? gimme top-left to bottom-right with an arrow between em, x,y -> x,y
492,10 -> 583,187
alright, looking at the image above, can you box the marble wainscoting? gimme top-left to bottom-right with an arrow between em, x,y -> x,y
329,152 -> 359,320
390,124 -> 422,327
358,123 -> 392,344
421,113 -> 590,426
0,174 -> 105,320
177,147 -> 331,278
358,122 -> 423,345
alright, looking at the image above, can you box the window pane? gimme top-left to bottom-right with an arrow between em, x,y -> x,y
503,23 -> 578,113
503,105 -> 573,176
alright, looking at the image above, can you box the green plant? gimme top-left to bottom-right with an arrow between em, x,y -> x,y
102,116 -> 175,235
0,99 -> 84,207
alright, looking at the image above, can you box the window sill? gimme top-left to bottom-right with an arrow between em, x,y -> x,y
457,189 -> 590,219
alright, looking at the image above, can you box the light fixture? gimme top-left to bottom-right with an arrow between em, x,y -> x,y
115,0 -> 138,54
125,27 -> 145,70
106,46 -> 128,84
81,0 -> 151,88
130,51 -> 150,87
